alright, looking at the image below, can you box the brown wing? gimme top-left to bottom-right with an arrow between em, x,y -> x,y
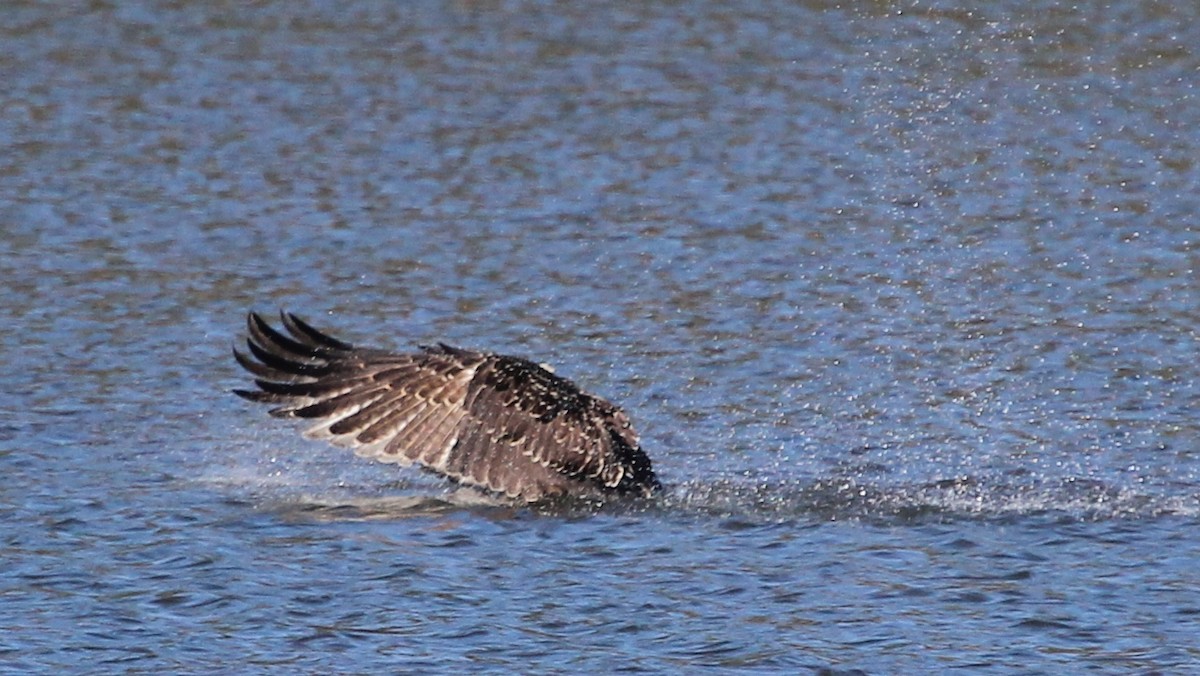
232,312 -> 660,502
448,354 -> 661,498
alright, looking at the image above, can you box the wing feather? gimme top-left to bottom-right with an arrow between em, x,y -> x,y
352,394 -> 429,445
452,355 -> 652,495
441,416 -> 489,480
324,388 -> 411,436
379,372 -> 467,462
243,336 -> 334,378
252,376 -> 368,399
292,386 -> 389,420
280,311 -> 355,350
380,396 -> 445,450
233,347 -> 296,381
410,404 -> 466,466
247,312 -> 328,363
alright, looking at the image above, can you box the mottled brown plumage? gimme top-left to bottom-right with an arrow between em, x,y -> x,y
233,312 -> 661,502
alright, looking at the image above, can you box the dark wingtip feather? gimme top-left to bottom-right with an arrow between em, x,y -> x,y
247,311 -> 317,359
280,311 -> 355,351
245,311 -> 269,338
233,345 -> 293,380
244,336 -> 332,378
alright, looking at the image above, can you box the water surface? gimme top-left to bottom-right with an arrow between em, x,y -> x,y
3,1 -> 1199,672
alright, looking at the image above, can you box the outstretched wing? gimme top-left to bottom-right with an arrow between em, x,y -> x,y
233,312 -> 659,501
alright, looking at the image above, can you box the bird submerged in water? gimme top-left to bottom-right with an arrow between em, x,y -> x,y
233,312 -> 661,503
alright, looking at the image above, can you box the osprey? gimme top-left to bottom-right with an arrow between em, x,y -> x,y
233,312 -> 661,503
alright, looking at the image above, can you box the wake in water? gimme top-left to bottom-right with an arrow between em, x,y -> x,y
209,435 -> 1198,522
659,473 -> 1200,523
242,472 -> 1199,524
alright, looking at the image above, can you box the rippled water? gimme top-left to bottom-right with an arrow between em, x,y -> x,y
4,1 -> 1199,672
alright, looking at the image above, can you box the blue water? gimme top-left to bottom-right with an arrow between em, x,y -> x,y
3,1 -> 1199,672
